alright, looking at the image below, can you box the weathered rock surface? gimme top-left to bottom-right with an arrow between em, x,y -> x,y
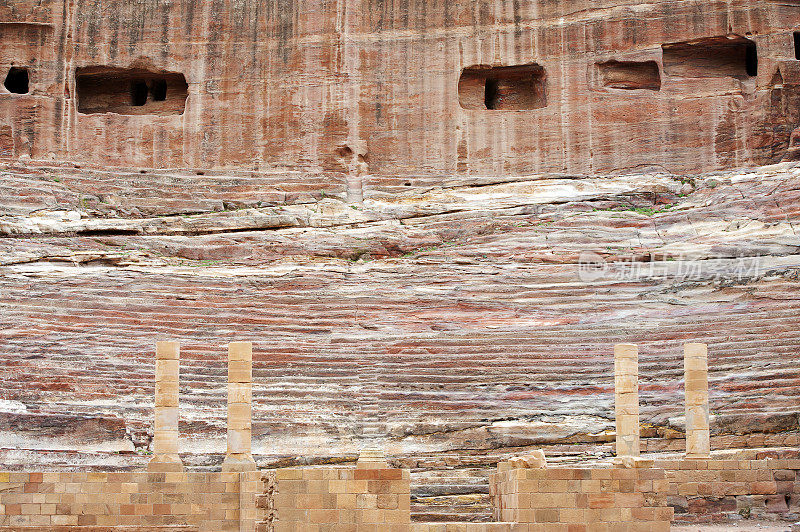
3,0 -> 800,524
3,1 -> 800,175
1,160 -> 798,472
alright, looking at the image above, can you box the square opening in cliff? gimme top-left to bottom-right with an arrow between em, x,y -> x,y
4,67 -> 29,94
459,64 -> 547,110
76,67 -> 188,116
794,32 -> 800,60
662,36 -> 758,79
597,61 -> 661,91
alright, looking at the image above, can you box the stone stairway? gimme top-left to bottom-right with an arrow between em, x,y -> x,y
410,467 -> 494,522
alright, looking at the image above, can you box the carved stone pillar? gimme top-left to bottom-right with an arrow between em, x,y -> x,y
685,343 -> 711,459
149,341 -> 184,472
614,343 -> 640,457
222,342 -> 257,472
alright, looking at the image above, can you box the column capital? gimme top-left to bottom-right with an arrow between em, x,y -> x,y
156,340 -> 180,360
228,341 -> 253,362
614,343 -> 638,358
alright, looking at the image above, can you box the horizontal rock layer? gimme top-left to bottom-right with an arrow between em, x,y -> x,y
0,161 -> 798,471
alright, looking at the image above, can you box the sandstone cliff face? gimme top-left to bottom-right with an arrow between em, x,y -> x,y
1,2 -> 800,521
2,1 -> 800,176
0,160 -> 798,471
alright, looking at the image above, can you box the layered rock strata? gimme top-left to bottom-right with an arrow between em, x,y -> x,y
0,161 -> 798,471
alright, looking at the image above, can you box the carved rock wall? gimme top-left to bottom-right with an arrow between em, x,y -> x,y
1,1 -> 800,519
2,1 -> 800,177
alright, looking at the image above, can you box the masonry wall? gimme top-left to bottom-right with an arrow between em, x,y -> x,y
4,460 -> 800,530
266,466 -> 411,531
1,1 -> 800,178
655,457 -> 800,523
264,463 -> 672,531
0,470 -> 262,531
411,525 -> 519,532
490,464 -> 673,531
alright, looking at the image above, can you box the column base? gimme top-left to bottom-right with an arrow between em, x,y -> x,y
148,453 -> 185,473
357,448 -> 389,469
613,456 -> 654,468
222,453 -> 257,472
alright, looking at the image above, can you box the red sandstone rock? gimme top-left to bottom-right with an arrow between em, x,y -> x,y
2,1 -> 800,175
0,161 -> 799,472
1,0 -> 800,523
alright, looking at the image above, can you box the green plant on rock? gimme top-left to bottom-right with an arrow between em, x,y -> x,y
593,204 -> 677,217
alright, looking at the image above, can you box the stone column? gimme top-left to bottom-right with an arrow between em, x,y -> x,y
684,343 -> 711,459
614,343 -> 640,457
149,341 -> 184,472
222,341 -> 257,472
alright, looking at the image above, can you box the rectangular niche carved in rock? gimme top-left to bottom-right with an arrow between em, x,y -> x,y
662,35 -> 758,79
794,32 -> 800,60
597,61 -> 661,91
76,67 -> 188,115
459,64 -> 547,110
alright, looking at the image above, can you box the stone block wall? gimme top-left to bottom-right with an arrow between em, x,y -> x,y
0,470 -> 262,531
655,458 -> 800,523
264,466 -> 411,531
411,524 -> 520,531
5,460 -> 800,530
260,465 -> 525,532
490,464 -> 673,531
